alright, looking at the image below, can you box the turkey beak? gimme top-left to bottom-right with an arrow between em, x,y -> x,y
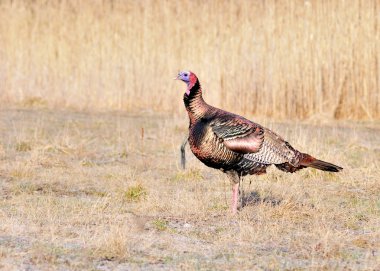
174,75 -> 180,80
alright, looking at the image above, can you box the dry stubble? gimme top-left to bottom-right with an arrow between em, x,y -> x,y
0,109 -> 379,270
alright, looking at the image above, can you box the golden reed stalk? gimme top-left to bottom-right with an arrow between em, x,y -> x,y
0,0 -> 378,119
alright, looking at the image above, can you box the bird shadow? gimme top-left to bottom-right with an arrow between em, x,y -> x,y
239,190 -> 282,209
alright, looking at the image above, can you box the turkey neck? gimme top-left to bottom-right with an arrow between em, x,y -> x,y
183,80 -> 209,124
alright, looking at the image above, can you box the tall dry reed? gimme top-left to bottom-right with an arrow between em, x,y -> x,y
0,0 -> 379,119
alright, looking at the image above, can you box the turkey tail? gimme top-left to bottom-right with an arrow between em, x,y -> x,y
300,153 -> 343,172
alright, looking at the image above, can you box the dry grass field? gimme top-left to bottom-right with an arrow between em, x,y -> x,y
0,0 -> 379,119
1,0 -> 380,270
0,108 -> 379,270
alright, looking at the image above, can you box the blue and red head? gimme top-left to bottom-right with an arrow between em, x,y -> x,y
175,71 -> 199,96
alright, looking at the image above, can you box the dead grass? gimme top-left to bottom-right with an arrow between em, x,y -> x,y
0,0 -> 379,119
0,108 -> 379,270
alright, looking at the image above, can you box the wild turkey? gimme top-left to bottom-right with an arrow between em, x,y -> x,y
175,71 -> 342,214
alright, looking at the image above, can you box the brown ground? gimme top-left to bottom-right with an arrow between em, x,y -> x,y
0,108 -> 379,270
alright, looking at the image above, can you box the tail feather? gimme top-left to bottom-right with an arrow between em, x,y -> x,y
300,153 -> 343,172
306,159 -> 343,172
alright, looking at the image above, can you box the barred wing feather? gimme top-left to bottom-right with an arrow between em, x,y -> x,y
210,116 -> 265,154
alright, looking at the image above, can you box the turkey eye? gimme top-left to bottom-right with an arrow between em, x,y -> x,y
184,73 -> 188,76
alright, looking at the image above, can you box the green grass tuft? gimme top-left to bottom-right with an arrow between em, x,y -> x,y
152,219 -> 168,231
124,184 -> 147,202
